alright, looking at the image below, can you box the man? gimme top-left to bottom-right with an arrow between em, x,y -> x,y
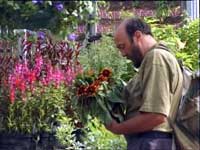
105,18 -> 183,150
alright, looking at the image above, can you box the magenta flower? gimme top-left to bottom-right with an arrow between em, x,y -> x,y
34,54 -> 43,77
65,67 -> 75,85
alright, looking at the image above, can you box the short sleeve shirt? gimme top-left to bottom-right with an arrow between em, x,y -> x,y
123,44 -> 183,132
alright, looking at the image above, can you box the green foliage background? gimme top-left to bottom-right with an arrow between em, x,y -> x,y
0,0 -> 199,148
176,19 -> 199,70
148,18 -> 199,70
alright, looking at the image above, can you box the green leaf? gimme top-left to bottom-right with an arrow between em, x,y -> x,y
96,99 -> 112,124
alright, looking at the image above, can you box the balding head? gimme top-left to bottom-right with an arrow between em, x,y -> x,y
114,19 -> 128,40
115,17 -> 153,42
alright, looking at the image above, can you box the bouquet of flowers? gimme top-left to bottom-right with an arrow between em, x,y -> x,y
71,68 -> 126,125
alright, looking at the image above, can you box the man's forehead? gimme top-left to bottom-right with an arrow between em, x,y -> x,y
114,28 -> 126,41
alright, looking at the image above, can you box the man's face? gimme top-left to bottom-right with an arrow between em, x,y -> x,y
114,29 -> 143,68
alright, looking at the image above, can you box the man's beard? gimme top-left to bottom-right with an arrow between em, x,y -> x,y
129,43 -> 143,68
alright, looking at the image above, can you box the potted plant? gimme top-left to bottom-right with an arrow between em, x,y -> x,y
0,31 -> 83,149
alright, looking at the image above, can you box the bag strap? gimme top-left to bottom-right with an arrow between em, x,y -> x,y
168,74 -> 183,122
154,43 -> 183,120
153,43 -> 182,120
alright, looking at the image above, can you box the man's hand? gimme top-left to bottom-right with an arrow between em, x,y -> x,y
105,119 -> 121,135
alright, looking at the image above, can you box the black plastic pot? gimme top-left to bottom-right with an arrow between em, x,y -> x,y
36,132 -> 61,150
0,132 -> 72,150
0,133 -> 35,150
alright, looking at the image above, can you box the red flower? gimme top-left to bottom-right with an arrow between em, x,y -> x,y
86,86 -> 95,96
77,86 -> 87,96
28,72 -> 36,84
19,81 -> 26,92
15,76 -> 21,87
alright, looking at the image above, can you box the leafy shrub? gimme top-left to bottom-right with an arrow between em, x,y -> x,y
55,116 -> 83,149
176,19 -> 199,70
146,17 -> 199,70
149,18 -> 181,52
83,119 -> 126,150
7,84 -> 68,133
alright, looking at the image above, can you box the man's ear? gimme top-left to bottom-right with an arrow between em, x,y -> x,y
132,30 -> 142,43
134,31 -> 142,39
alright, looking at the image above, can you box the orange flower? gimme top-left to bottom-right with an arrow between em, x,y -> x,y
86,84 -> 99,96
100,68 -> 112,77
93,80 -> 101,86
97,75 -> 108,82
87,69 -> 95,76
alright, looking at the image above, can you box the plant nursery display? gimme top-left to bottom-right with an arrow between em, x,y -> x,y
0,31 -> 83,149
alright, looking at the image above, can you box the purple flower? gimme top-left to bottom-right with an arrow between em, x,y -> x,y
32,0 -> 43,4
68,33 -> 78,41
54,3 -> 64,11
37,31 -> 45,40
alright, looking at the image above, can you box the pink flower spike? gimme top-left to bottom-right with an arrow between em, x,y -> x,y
9,88 -> 15,104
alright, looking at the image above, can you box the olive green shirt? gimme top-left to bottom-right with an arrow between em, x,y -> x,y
123,44 -> 183,132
